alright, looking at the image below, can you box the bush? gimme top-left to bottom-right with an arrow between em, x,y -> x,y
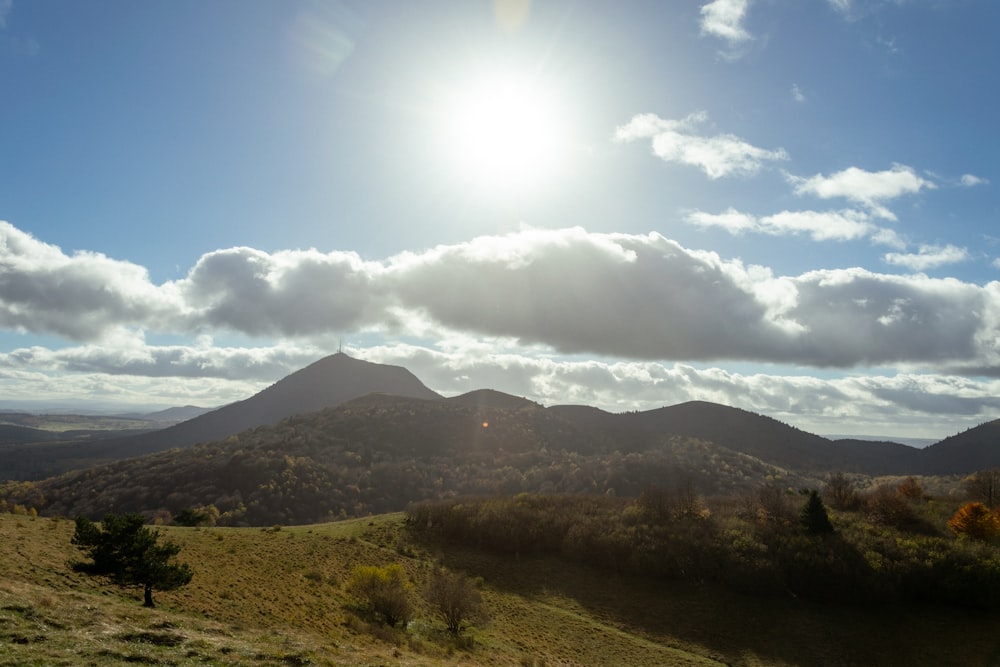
426,568 -> 488,635
346,564 -> 413,627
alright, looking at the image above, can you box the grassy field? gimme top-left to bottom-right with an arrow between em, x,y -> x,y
2,512 -> 1000,666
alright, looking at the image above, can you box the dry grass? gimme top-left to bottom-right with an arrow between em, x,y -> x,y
2,512 -> 1000,666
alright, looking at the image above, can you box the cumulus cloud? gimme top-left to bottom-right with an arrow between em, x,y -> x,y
0,222 -> 181,340
615,112 -> 788,179
787,268 -> 982,366
179,246 -> 385,336
883,244 -> 970,271
1,221 -> 999,374
788,164 -> 935,220
700,0 -> 752,44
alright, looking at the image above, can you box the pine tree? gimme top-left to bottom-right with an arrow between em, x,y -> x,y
72,513 -> 193,607
800,489 -> 834,534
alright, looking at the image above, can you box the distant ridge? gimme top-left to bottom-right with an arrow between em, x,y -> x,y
446,389 -> 541,410
550,400 -> 921,475
918,419 -> 1000,474
138,405 -> 214,423
6,353 -> 1000,487
27,353 -> 442,463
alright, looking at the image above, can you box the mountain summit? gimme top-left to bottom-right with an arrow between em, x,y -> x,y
68,353 -> 442,461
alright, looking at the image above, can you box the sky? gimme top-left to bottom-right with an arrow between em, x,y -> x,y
0,0 -> 998,442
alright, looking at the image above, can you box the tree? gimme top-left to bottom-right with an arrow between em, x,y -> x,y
72,513 -> 193,607
172,508 -> 209,527
965,469 -> 1000,508
800,490 -> 834,534
753,482 -> 794,526
426,568 -> 488,635
948,502 -> 1000,541
346,564 -> 413,627
823,472 -> 860,511
865,485 -> 917,529
897,476 -> 923,500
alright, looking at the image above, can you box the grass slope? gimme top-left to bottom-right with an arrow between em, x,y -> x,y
2,513 -> 1000,666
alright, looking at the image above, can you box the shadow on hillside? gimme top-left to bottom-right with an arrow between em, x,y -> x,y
425,543 -> 1000,667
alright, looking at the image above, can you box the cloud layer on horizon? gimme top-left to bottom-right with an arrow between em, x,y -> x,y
1,221 -> 998,375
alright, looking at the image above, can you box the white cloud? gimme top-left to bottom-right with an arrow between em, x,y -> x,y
700,0 -> 752,44
0,0 -> 11,30
883,244 -> 970,271
1,221 -> 998,374
685,207 -> 759,234
0,222 -> 181,340
686,207 -> 874,242
615,112 -> 788,179
961,173 -> 989,187
788,164 -> 935,220
827,0 -> 851,17
178,246 -> 386,337
791,84 -> 806,103
869,228 -> 907,250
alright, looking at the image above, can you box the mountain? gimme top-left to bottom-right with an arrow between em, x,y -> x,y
0,353 -> 441,478
550,401 -> 920,475
918,419 -> 1000,474
83,352 -> 442,457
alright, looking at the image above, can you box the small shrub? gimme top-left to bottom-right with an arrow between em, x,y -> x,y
346,564 -> 413,627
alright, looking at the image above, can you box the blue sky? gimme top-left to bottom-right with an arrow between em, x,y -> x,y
0,0 -> 998,440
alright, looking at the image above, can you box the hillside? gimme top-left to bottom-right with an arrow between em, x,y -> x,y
5,353 -> 1000,515
4,391 -> 808,525
918,419 -> 1000,474
3,512 -> 1000,666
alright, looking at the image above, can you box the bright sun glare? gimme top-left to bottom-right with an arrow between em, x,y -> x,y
441,71 -> 566,195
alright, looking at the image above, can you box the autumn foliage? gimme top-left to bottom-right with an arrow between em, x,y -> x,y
346,564 -> 414,627
947,502 -> 1000,541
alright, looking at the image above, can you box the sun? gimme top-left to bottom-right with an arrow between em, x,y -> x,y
438,70 -> 567,195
